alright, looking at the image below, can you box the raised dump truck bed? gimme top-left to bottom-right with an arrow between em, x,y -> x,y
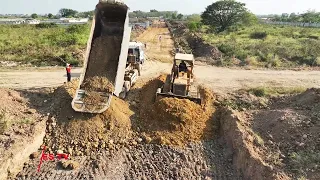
72,0 -> 131,113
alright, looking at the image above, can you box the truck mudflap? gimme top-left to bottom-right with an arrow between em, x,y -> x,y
72,90 -> 113,114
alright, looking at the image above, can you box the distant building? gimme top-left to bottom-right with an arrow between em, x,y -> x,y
41,18 -> 89,25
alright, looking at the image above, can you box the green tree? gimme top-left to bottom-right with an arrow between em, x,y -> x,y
77,11 -> 94,18
289,13 -> 299,22
187,14 -> 201,23
59,8 -> 78,17
171,13 -> 177,19
177,14 -> 184,20
188,21 -> 201,32
301,11 -> 320,23
201,0 -> 248,32
48,13 -> 54,19
31,13 -> 38,19
241,12 -> 258,25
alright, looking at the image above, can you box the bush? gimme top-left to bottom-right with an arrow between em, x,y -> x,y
35,23 -> 58,28
250,31 -> 268,39
187,21 -> 201,32
218,44 -> 233,54
67,24 -> 88,33
60,54 -> 80,66
308,35 -> 319,40
235,49 -> 249,61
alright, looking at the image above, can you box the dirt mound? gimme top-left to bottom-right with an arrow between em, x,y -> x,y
84,36 -> 122,83
44,81 -> 133,156
137,75 -> 215,146
81,76 -> 115,93
220,88 -> 320,179
0,89 -> 41,134
167,21 -> 223,63
0,88 -> 47,180
217,107 -> 290,180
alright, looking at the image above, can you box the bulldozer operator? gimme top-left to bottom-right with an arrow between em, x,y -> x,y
179,60 -> 187,72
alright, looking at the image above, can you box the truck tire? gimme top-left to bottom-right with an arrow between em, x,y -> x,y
119,91 -> 126,99
124,81 -> 131,92
120,81 -> 131,99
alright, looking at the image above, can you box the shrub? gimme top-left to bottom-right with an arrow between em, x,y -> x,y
308,35 -> 319,40
218,44 -> 233,54
250,31 -> 268,39
315,57 -> 320,66
66,24 -> 87,33
245,56 -> 259,66
235,49 -> 249,61
35,23 -> 58,28
187,21 -> 201,32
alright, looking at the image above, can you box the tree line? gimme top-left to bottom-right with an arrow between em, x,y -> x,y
272,11 -> 320,23
29,8 -> 184,20
129,10 -> 183,19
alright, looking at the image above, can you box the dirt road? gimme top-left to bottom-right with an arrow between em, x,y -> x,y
1,62 -> 320,94
137,26 -> 174,62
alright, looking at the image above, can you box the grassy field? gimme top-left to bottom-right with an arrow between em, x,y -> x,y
202,24 -> 320,67
0,24 -> 90,66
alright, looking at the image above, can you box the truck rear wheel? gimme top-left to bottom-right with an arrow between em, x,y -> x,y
120,81 -> 131,99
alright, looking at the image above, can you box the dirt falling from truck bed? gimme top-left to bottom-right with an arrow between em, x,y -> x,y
80,35 -> 122,110
84,36 -> 123,83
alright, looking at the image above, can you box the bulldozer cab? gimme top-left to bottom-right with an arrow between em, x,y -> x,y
173,53 -> 195,80
156,53 -> 201,104
171,53 -> 197,98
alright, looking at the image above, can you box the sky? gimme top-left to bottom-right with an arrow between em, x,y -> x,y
0,0 -> 319,15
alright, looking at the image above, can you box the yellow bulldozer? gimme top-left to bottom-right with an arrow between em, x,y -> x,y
156,53 -> 202,104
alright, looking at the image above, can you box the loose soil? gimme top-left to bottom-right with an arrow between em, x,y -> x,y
136,75 -> 216,146
0,88 -> 48,180
217,89 -> 320,180
81,76 -> 115,111
84,36 -> 122,82
44,81 -> 133,156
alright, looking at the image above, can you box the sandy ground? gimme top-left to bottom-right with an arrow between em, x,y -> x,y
137,26 -> 174,62
1,63 -> 320,94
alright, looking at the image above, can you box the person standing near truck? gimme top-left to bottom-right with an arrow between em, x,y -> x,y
66,63 -> 71,82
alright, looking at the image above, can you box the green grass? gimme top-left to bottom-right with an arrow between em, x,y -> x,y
202,24 -> 320,67
248,86 -> 307,97
0,24 -> 90,66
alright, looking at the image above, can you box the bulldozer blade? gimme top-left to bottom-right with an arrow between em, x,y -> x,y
156,92 -> 202,105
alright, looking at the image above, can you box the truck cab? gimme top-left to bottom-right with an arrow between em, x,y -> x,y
119,42 -> 145,99
128,42 -> 145,65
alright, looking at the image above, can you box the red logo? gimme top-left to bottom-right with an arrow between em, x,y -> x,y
37,146 -> 70,172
